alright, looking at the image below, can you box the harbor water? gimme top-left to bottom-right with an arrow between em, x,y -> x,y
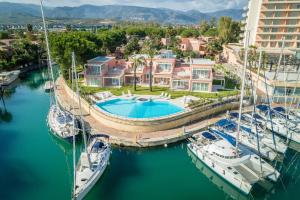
0,69 -> 299,200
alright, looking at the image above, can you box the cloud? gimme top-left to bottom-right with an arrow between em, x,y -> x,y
0,0 -> 248,12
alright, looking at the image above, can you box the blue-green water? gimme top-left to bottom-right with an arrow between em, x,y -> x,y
1,69 -> 300,200
97,98 -> 184,119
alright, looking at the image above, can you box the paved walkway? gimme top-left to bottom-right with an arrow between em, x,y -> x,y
55,77 -> 249,148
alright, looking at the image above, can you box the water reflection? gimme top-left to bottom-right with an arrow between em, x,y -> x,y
22,69 -> 48,89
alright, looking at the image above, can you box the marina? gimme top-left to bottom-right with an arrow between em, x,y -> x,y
0,69 -> 300,200
0,0 -> 300,199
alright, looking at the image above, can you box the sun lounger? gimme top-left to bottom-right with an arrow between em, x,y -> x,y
128,90 -> 133,97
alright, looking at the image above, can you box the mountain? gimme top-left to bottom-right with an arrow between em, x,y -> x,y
0,2 -> 243,24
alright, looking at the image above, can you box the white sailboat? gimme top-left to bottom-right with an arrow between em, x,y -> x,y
40,0 -> 78,140
229,112 -> 287,154
211,119 -> 277,161
70,52 -> 111,200
187,130 -> 279,194
256,105 -> 300,144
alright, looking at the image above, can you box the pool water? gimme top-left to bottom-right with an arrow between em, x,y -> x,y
96,98 -> 184,119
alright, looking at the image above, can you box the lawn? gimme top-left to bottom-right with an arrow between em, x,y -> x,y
78,84 -> 239,100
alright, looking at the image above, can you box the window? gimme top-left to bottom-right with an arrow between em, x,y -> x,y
192,83 -> 209,92
86,65 -> 101,75
86,77 -> 101,87
157,63 -> 172,72
192,69 -> 210,79
172,80 -> 188,89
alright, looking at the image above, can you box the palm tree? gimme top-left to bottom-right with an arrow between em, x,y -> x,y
143,40 -> 157,92
132,55 -> 145,91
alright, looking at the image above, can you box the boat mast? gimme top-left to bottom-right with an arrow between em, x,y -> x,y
235,30 -> 250,152
248,48 -> 264,174
287,67 -> 300,114
72,52 -> 91,166
71,54 -> 76,199
273,37 -> 286,81
40,0 -> 57,106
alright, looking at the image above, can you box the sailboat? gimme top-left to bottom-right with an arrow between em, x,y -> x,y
256,104 -> 300,144
228,112 -> 287,154
211,119 -> 277,161
70,52 -> 111,200
40,0 -> 78,140
187,31 -> 279,194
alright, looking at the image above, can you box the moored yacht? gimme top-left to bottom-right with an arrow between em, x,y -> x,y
0,70 -> 20,86
74,135 -> 111,200
47,105 -> 78,140
187,130 -> 280,194
212,119 -> 277,161
70,51 -> 111,200
40,0 -> 79,141
256,105 -> 300,144
229,112 -> 287,154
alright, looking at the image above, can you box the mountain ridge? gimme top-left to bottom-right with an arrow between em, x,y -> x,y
0,2 -> 243,24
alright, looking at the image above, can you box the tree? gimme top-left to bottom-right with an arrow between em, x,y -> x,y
132,55 -> 145,91
217,17 -> 241,44
124,37 -> 140,58
49,31 -> 102,79
26,24 -> 33,32
181,28 -> 199,38
199,20 -> 210,35
142,40 -> 157,92
165,26 -> 177,38
98,30 -> 126,54
206,40 -> 223,57
66,25 -> 72,31
209,17 -> 217,28
0,31 -> 9,39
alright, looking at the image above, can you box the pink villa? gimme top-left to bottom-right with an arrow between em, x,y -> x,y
180,37 -> 207,56
84,51 -> 215,92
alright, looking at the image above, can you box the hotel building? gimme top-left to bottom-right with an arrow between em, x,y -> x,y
243,0 -> 300,52
84,51 -> 216,92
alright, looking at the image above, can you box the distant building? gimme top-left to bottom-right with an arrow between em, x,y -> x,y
180,37 -> 207,57
84,51 -> 215,92
161,38 -> 172,47
242,0 -> 300,53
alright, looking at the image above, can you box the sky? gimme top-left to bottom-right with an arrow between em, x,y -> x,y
0,0 -> 248,12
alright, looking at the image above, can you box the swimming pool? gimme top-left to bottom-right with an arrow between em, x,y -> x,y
96,98 -> 184,119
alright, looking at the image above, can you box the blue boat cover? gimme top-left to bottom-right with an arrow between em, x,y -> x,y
215,119 -> 232,127
253,114 -> 263,120
92,141 -> 104,150
256,104 -> 270,112
273,107 -> 286,113
229,112 -> 246,121
211,129 -> 236,146
202,131 -> 217,140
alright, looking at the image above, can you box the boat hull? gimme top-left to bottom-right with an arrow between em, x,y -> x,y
187,143 -> 253,194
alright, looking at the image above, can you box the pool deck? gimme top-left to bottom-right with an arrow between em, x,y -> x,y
56,77 -> 249,148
